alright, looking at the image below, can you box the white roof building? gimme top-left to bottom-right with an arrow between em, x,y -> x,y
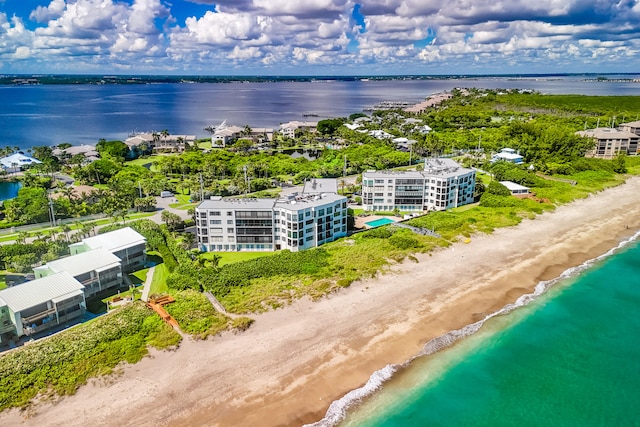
0,271 -> 86,337
491,148 -> 524,164
0,153 -> 42,172
76,227 -> 146,253
34,248 -> 121,278
0,272 -> 84,314
499,181 -> 530,195
69,227 -> 147,272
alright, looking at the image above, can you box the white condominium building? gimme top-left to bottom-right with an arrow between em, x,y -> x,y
196,181 -> 348,252
361,158 -> 476,212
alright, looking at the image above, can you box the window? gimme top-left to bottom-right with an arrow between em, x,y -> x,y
227,220 -> 233,224
227,228 -> 234,233
327,207 -> 333,214
210,211 -> 221,216
211,228 -> 223,234
227,211 -> 233,216
318,209 -> 325,216
305,211 -> 311,217
210,219 -> 222,225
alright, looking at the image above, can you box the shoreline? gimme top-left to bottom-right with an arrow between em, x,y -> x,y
3,177 -> 640,426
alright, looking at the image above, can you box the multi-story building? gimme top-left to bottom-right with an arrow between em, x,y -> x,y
195,182 -> 348,252
619,120 -> 640,137
0,271 -> 86,340
279,121 -> 318,139
70,227 -> 147,272
362,158 -> 476,212
33,248 -> 123,298
577,127 -> 640,158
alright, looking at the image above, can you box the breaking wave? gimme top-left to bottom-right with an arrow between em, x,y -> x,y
306,230 -> 640,427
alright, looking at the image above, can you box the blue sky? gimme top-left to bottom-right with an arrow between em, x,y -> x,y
1,0 -> 639,75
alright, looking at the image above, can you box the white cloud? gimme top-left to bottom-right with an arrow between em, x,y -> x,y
1,0 -> 640,73
30,0 -> 66,23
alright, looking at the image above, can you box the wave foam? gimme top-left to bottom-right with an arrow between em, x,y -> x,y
307,230 -> 640,427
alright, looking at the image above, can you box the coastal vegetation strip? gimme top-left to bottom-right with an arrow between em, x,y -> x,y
0,303 -> 180,411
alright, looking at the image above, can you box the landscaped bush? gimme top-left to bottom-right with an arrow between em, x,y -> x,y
388,231 -> 422,250
208,249 -> 330,297
164,290 -> 230,339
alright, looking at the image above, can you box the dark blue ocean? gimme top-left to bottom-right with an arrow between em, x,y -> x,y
1,76 -> 640,149
320,235 -> 640,427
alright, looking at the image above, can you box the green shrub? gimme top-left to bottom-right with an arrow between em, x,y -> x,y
231,316 -> 255,332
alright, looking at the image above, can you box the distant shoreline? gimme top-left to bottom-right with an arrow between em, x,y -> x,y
2,73 -> 640,86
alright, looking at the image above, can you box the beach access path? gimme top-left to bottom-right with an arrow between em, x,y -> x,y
3,177 -> 640,427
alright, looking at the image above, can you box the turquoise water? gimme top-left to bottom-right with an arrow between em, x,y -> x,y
333,237 -> 640,427
0,181 -> 21,201
365,218 -> 396,227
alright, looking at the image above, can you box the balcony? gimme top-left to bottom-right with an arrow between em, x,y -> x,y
0,322 -> 15,334
22,307 -> 56,324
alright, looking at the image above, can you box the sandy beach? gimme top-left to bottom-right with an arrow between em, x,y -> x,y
3,176 -> 640,427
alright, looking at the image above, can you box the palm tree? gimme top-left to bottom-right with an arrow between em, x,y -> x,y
62,224 -> 72,242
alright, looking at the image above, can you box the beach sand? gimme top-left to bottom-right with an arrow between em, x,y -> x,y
3,177 -> 640,427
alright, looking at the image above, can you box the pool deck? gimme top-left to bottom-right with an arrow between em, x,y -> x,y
356,215 -> 402,229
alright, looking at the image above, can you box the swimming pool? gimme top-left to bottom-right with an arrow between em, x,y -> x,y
365,217 -> 396,228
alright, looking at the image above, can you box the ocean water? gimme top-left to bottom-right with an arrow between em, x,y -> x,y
1,76 -> 639,149
318,234 -> 640,427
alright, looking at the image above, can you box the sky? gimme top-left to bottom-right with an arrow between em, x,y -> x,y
0,0 -> 639,75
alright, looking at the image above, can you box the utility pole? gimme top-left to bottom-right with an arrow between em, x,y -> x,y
343,155 -> 347,178
199,173 -> 204,201
243,165 -> 248,195
48,191 -> 56,227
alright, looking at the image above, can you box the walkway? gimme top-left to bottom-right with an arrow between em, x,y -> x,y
204,291 -> 239,319
140,265 -> 155,302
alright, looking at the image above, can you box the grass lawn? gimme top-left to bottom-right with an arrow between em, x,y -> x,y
199,251 -> 275,267
126,155 -> 164,169
149,263 -> 169,295
0,272 -> 7,290
169,193 -> 198,210
128,268 -> 149,286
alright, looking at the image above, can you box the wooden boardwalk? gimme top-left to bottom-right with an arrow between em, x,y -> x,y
146,295 -> 182,333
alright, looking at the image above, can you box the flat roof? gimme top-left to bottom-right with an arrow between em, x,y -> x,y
198,197 -> 276,211
0,272 -> 84,313
363,170 -> 425,179
500,181 -> 530,191
45,248 -> 121,277
276,192 -> 346,210
82,227 -> 146,252
303,179 -> 338,194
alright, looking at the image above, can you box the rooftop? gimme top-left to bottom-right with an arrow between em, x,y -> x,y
39,248 -> 121,277
303,178 -> 338,194
500,181 -> 530,191
619,120 -> 640,128
81,227 -> 146,252
0,153 -> 42,168
0,272 -> 84,313
275,192 -> 346,209
198,197 -> 277,211
577,128 -> 639,139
